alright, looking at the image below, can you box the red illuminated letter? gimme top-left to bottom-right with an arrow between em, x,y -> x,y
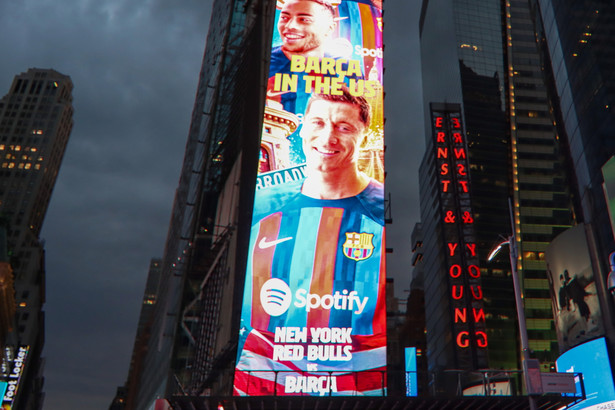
454,308 -> 467,323
437,147 -> 448,159
457,163 -> 466,176
440,163 -> 449,175
453,132 -> 463,143
468,265 -> 480,278
452,285 -> 463,300
451,117 -> 461,128
470,285 -> 483,299
448,243 -> 458,256
449,265 -> 462,278
466,243 -> 476,257
454,148 -> 466,159
435,117 -> 443,128
437,131 -> 446,143
457,331 -> 469,348
473,308 -> 485,323
476,331 -> 488,348
458,180 -> 469,193
441,180 -> 450,192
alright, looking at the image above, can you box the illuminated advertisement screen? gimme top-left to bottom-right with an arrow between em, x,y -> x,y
545,225 -> 604,352
1,345 -> 29,409
556,337 -> 615,409
404,347 -> 417,397
234,0 -> 385,396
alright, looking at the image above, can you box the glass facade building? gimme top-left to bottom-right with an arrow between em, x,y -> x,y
418,0 -> 575,381
533,0 -> 615,352
127,1 -> 275,408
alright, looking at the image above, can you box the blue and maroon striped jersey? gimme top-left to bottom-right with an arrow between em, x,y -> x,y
234,180 -> 387,396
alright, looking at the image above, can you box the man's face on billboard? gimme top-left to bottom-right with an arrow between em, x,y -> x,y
278,0 -> 335,56
301,99 -> 365,177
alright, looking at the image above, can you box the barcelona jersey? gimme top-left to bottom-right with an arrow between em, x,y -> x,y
234,180 -> 387,396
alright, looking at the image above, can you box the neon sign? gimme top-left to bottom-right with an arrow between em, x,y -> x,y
431,106 -> 488,363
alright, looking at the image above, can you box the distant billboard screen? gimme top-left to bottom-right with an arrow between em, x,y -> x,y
234,0 -> 386,396
1,345 -> 29,409
405,347 -> 417,397
545,225 -> 604,352
556,337 -> 615,409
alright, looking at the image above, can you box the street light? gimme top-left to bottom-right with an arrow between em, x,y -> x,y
487,198 -> 539,410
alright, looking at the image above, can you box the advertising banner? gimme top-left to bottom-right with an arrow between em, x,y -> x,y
1,345 -> 29,409
234,0 -> 386,396
556,337 -> 615,409
545,225 -> 603,352
404,347 -> 417,397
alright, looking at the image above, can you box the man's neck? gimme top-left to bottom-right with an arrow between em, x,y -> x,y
301,171 -> 370,200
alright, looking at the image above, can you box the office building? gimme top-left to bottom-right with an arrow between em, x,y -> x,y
532,0 -> 615,352
126,1 -> 275,408
0,68 -> 74,409
418,0 -> 575,383
110,259 -> 163,410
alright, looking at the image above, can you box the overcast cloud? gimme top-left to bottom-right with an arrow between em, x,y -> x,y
0,0 -> 423,408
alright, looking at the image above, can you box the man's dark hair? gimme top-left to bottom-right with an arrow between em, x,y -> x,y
305,85 -> 371,127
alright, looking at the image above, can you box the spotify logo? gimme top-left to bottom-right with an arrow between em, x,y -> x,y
260,278 -> 292,316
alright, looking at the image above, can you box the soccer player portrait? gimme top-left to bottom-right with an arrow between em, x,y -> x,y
234,88 -> 386,396
271,0 -> 336,72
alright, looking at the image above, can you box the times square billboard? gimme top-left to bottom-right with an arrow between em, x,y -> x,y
233,0 -> 386,396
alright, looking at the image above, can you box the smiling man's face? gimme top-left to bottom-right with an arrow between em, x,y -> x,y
300,98 -> 366,177
278,0 -> 335,57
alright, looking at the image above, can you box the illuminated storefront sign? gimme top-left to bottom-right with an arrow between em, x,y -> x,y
1,345 -> 29,409
430,105 -> 488,367
234,0 -> 386,396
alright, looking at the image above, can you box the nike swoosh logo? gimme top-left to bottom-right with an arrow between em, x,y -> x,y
267,89 -> 291,97
258,236 -> 293,249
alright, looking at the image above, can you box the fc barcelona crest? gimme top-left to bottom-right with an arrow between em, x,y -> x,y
343,232 -> 374,261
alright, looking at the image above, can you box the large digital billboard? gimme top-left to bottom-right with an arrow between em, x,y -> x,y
545,225 -> 603,352
234,0 -> 386,396
556,337 -> 615,409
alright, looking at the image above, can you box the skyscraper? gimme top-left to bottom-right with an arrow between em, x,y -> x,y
0,68 -> 73,410
127,0 -> 387,406
127,2 -> 276,408
532,0 -> 615,352
418,0 -> 575,386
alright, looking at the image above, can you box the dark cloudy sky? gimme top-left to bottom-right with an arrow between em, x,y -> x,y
0,0 -> 423,408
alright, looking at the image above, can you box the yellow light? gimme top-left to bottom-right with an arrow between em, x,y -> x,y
19,302 -> 26,307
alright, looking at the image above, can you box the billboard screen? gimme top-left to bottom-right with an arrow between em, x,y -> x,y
545,224 -> 603,352
556,337 -> 615,409
1,345 -> 29,409
234,0 -> 386,396
404,347 -> 417,397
